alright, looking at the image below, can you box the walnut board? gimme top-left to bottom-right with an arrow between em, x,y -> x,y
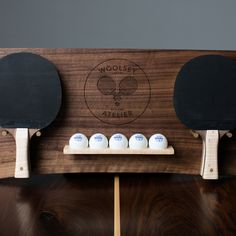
1,48 -> 236,178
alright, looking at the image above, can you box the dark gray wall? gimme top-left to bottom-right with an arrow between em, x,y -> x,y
0,0 -> 235,49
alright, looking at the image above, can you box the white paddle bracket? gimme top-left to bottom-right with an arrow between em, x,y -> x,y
6,128 -> 38,178
198,130 -> 228,180
14,128 -> 30,178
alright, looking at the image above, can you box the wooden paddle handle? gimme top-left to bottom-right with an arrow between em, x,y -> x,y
202,130 -> 219,179
14,128 -> 30,178
114,175 -> 120,236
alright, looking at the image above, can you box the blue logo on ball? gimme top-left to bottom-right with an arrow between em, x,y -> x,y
95,135 -> 103,142
75,135 -> 82,141
114,135 -> 122,141
155,136 -> 163,142
135,135 -> 143,141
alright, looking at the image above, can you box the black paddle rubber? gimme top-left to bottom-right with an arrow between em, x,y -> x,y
173,55 -> 236,130
0,52 -> 62,129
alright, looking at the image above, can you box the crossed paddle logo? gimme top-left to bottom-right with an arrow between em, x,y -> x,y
84,59 -> 150,125
97,75 -> 138,106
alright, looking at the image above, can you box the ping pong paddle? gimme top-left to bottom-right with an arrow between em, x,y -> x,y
173,54 -> 236,179
0,52 -> 62,178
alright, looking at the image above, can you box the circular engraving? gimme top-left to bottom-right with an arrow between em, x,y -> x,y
84,59 -> 151,125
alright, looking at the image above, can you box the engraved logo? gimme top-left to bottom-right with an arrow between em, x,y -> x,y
84,59 -> 151,125
97,75 -> 138,107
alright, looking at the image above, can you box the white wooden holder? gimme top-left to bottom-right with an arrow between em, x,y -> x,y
14,128 -> 30,178
199,130 -> 228,180
201,130 -> 219,179
63,145 -> 174,155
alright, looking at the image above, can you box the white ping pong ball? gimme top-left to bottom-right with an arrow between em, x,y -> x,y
89,133 -> 108,149
69,133 -> 88,149
149,134 -> 168,149
129,133 -> 148,150
109,133 -> 128,150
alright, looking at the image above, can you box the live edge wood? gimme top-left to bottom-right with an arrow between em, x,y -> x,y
1,48 -> 236,178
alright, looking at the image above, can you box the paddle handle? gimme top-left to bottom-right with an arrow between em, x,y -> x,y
114,175 -> 120,236
202,130 -> 219,179
14,128 -> 30,178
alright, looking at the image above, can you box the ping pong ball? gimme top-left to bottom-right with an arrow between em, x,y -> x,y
89,133 -> 108,149
149,134 -> 168,149
69,133 -> 88,149
109,133 -> 128,150
129,133 -> 148,150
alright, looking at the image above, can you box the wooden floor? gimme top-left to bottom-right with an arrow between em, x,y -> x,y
0,174 -> 236,236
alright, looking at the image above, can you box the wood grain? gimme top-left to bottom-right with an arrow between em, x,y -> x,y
0,174 -> 114,236
0,174 -> 236,235
0,48 -> 236,178
120,174 -> 236,236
